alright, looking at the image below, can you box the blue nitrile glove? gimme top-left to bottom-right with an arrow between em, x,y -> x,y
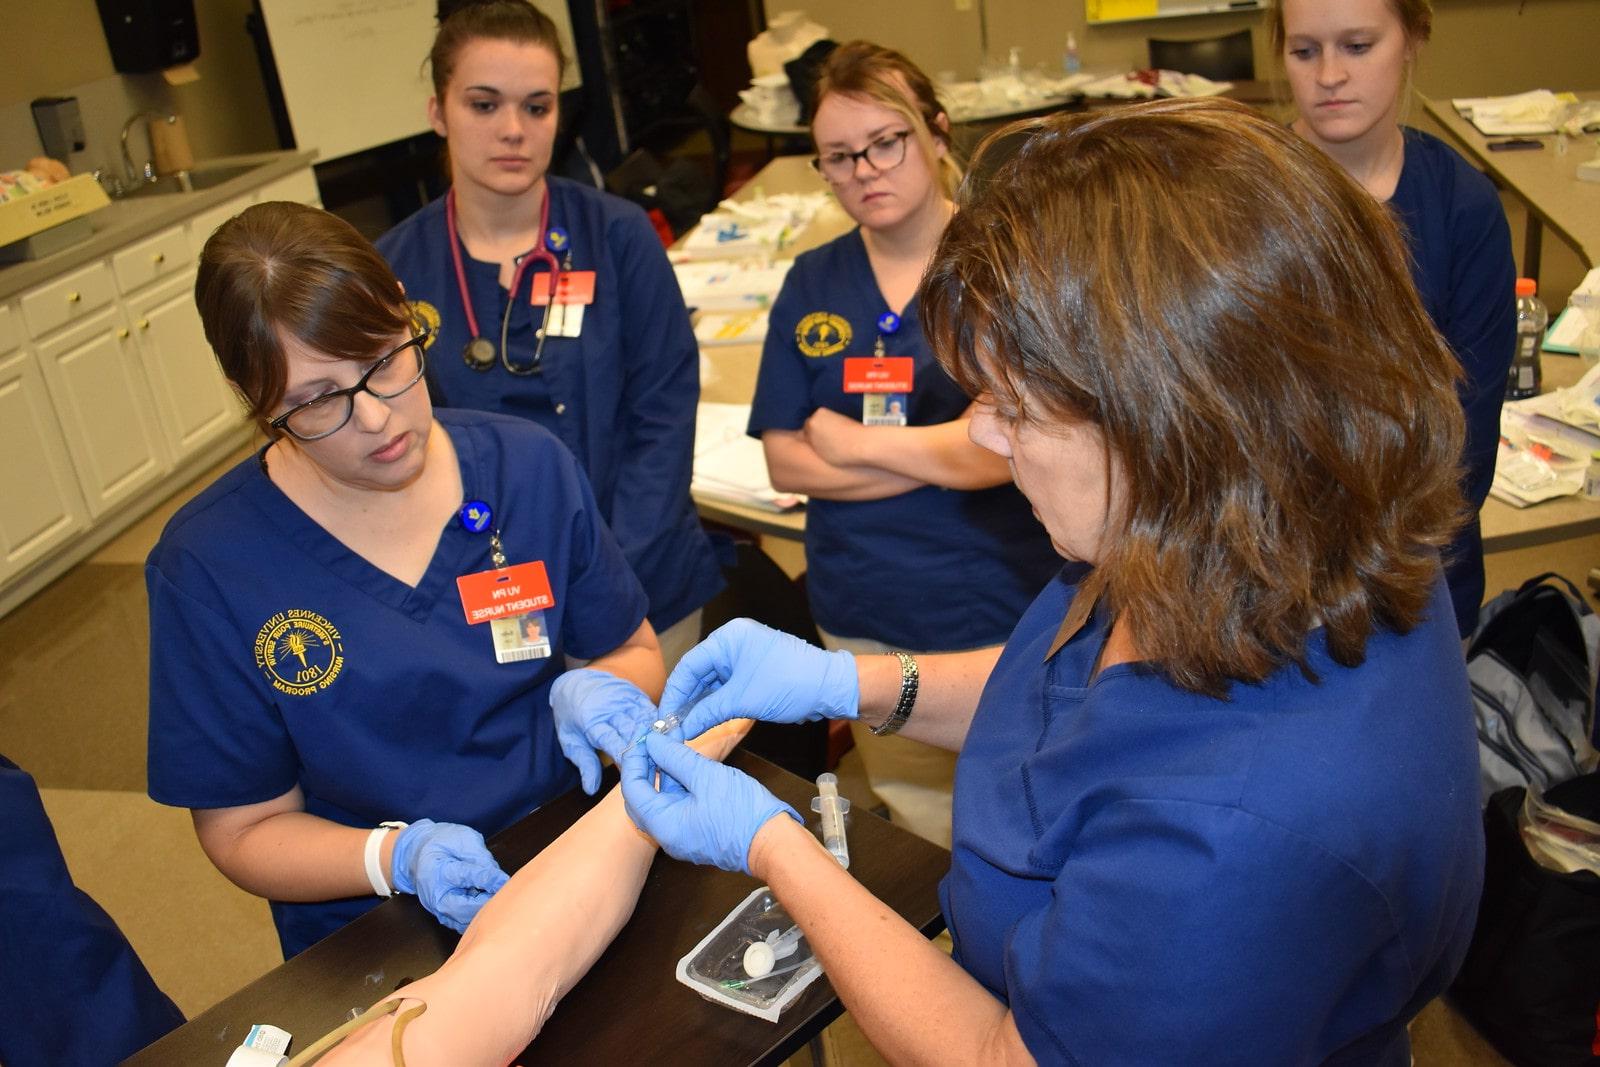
390,819 -> 510,934
620,731 -> 800,875
660,619 -> 858,740
549,668 -> 658,794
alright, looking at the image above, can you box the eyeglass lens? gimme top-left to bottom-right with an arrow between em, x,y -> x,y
817,132 -> 909,180
281,337 -> 426,440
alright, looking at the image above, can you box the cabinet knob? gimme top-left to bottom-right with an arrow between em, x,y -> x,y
153,252 -> 165,264
117,327 -> 130,339
138,319 -> 150,330
67,292 -> 81,303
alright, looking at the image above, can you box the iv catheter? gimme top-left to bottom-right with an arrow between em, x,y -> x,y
621,713 -> 683,756
810,772 -> 851,869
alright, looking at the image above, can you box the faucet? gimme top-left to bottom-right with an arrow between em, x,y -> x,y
121,111 -> 172,186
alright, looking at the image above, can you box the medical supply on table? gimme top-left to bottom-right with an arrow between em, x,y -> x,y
622,713 -> 682,755
1509,278 -> 1547,400
1583,452 -> 1600,501
810,772 -> 852,868
225,1023 -> 292,1066
676,886 -> 824,1021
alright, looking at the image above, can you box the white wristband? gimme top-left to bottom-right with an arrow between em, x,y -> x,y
364,821 -> 407,898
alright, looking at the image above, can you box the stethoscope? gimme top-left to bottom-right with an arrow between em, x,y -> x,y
446,187 -> 571,376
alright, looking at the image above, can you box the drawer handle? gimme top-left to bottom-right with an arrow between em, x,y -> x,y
138,319 -> 150,330
67,292 -> 81,303
153,252 -> 166,264
117,327 -> 130,339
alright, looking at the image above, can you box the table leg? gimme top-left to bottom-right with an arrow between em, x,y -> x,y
1524,214 -> 1544,284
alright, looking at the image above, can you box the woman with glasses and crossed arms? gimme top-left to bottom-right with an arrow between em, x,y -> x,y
143,201 -> 664,958
746,41 -> 1058,847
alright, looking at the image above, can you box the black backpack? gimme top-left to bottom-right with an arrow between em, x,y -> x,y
1466,573 -> 1600,805
1450,773 -> 1600,1066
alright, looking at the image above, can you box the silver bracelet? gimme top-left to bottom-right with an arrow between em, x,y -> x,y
871,652 -> 919,736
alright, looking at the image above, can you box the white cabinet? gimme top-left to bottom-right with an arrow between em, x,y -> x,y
0,316 -> 86,582
35,308 -> 171,519
130,271 -> 244,463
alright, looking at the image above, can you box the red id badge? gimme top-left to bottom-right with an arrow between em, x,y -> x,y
456,561 -> 555,625
842,357 -> 915,394
531,271 -> 597,306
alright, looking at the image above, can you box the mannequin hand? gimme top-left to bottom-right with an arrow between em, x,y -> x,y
390,819 -> 509,933
550,668 -> 657,793
804,407 -> 870,466
660,619 -> 858,739
620,732 -> 799,874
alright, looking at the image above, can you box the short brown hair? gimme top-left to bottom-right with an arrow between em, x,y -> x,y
431,0 -> 567,98
813,41 -> 962,198
923,98 -> 1464,696
194,201 -> 411,432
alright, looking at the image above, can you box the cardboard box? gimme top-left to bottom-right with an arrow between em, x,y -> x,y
0,174 -> 110,248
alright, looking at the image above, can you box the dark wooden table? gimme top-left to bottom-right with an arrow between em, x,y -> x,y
124,751 -> 950,1065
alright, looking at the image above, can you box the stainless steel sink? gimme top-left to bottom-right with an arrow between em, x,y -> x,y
117,164 -> 262,199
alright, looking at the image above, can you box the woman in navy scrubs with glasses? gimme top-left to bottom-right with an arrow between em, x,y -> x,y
747,41 -> 1058,845
376,0 -> 721,667
145,202 -> 663,958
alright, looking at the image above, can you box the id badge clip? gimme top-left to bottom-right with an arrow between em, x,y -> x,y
843,356 -> 913,427
457,560 -> 556,663
531,271 -> 595,339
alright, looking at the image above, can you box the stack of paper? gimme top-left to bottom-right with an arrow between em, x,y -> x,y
693,402 -> 805,512
1452,90 -> 1571,136
677,193 -> 831,261
673,260 -> 793,313
1079,70 -> 1232,100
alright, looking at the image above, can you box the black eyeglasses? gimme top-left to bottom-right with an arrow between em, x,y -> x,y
810,130 -> 913,181
269,330 -> 430,442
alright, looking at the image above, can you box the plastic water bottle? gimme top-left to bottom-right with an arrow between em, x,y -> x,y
1507,277 -> 1546,400
1063,33 -> 1081,75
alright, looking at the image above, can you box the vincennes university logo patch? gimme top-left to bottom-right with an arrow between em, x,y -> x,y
408,300 -> 441,348
255,610 -> 345,697
796,311 -> 851,357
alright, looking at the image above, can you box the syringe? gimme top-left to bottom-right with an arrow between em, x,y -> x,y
810,772 -> 851,869
620,712 -> 683,756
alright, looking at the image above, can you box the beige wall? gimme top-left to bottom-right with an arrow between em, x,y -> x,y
765,0 -> 1600,99
3,0 -> 275,164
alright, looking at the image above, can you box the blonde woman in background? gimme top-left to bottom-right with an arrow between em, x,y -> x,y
743,41 -> 1059,846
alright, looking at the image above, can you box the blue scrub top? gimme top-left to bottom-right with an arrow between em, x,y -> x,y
376,178 -> 723,633
943,567 -> 1484,1064
748,229 -> 1060,651
145,409 -> 648,957
1389,128 -> 1517,636
1,755 -> 184,1066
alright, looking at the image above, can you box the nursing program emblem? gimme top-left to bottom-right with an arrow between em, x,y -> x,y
796,311 -> 852,357
254,610 -> 345,697
408,300 -> 441,348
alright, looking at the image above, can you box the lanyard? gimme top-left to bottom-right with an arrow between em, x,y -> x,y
445,187 -> 564,376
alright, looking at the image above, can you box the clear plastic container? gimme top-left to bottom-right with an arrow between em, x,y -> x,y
675,887 -> 823,1022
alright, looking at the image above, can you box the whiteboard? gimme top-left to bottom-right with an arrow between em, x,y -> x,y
259,0 -> 580,163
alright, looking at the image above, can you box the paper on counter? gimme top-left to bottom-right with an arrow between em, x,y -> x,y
1452,90 -> 1572,135
693,403 -> 805,512
695,309 -> 770,347
674,260 -> 792,313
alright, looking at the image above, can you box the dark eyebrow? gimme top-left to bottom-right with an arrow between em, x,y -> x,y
818,123 -> 903,151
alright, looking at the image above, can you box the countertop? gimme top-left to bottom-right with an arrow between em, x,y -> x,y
0,149 -> 318,302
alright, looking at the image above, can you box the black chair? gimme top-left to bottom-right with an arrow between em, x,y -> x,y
1147,28 -> 1255,82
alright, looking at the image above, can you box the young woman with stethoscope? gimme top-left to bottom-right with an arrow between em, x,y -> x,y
378,0 -> 722,668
